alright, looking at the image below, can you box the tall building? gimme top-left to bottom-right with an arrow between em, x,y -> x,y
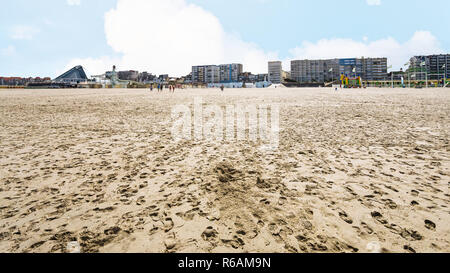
291,59 -> 339,83
409,54 -> 449,80
192,66 -> 205,83
268,61 -> 282,84
192,63 -> 242,83
291,57 -> 387,83
219,64 -> 243,83
361,58 -> 387,81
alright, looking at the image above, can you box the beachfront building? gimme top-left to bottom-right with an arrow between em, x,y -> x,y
192,65 -> 219,83
118,70 -> 139,81
192,63 -> 243,83
137,72 -> 157,83
219,64 -> 243,83
268,61 -> 282,84
282,70 -> 291,81
54,65 -> 89,84
291,57 -> 387,83
0,77 -> 51,86
408,54 -> 450,80
291,59 -> 339,83
239,72 -> 268,83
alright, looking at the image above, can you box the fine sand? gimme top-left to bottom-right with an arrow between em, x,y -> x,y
0,88 -> 448,253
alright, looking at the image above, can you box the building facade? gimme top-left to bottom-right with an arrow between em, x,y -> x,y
0,77 -> 51,86
54,65 -> 89,84
409,54 -> 449,80
268,61 -> 282,84
291,57 -> 387,83
219,64 -> 243,83
239,72 -> 268,83
192,64 -> 243,83
118,70 -> 139,81
137,72 -> 156,83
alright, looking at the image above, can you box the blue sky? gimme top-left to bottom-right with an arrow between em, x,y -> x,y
1,0 -> 449,77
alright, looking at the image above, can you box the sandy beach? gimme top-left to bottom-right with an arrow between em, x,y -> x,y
0,87 -> 448,253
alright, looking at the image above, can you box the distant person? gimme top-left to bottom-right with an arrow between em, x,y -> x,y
220,85 -> 224,92
150,85 -> 153,91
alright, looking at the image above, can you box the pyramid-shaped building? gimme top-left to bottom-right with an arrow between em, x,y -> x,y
54,66 -> 88,84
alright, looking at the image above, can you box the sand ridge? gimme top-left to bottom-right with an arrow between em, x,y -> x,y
0,88 -> 448,253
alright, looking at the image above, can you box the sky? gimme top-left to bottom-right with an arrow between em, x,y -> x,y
0,0 -> 449,78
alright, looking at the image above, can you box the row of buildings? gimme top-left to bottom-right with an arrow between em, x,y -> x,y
106,70 -> 169,83
0,76 -> 52,86
268,58 -> 388,84
191,54 -> 449,85
409,54 -> 450,80
192,58 -> 389,85
2,54 -> 448,87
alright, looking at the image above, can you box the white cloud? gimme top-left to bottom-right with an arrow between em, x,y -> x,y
10,25 -> 40,40
67,0 -> 81,6
366,0 -> 381,6
69,0 -> 276,76
1,45 -> 16,57
67,0 -> 443,77
289,31 -> 443,70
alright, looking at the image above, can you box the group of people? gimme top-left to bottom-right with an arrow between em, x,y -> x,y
150,84 -> 176,93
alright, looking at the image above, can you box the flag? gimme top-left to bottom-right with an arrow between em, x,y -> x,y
388,65 -> 393,69
329,68 -> 333,72
420,61 -> 426,66
352,68 -> 356,73
443,64 -> 446,69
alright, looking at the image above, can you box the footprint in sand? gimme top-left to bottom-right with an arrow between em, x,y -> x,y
403,245 -> 416,253
360,222 -> 374,234
411,190 -> 419,197
400,229 -> 423,241
164,238 -> 177,250
201,226 -> 218,241
382,199 -> 398,209
371,211 -> 388,225
162,218 -> 174,232
338,210 -> 353,224
424,220 -> 436,231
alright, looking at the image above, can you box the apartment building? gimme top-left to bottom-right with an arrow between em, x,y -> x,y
192,63 -> 243,83
268,61 -> 282,84
409,54 -> 449,80
291,57 -> 387,83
